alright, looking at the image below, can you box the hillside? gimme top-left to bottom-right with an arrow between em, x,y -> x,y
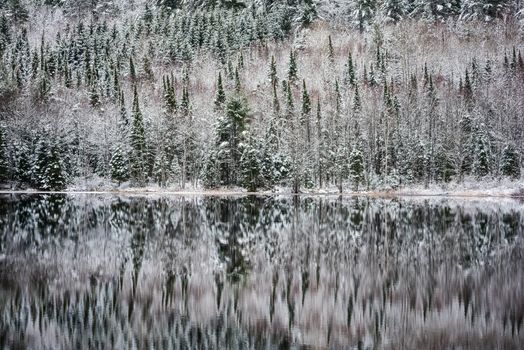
0,0 -> 523,193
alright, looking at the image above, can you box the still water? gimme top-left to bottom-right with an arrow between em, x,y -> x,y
0,194 -> 523,349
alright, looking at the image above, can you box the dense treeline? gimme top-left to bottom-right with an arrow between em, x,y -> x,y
0,0 -> 523,191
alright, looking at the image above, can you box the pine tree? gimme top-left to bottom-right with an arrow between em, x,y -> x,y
110,144 -> 129,185
129,56 -> 136,82
301,0 -> 317,26
153,146 -> 171,187
0,126 -> 8,183
288,50 -> 298,82
35,138 -> 66,191
129,86 -> 148,185
9,0 -> 29,24
346,51 -> 356,86
15,142 -> 31,185
353,84 -> 362,112
301,80 -> 311,143
381,0 -> 406,23
143,56 -> 154,81
349,141 -> 365,191
46,144 -> 66,191
215,71 -> 226,109
351,0 -> 377,33
269,55 -> 278,87
473,124 -> 491,178
500,143 -> 521,179
216,96 -> 249,186
240,133 -> 262,192
234,67 -> 241,94
328,35 -> 335,63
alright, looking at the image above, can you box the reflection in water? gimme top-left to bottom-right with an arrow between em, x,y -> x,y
0,194 -> 523,349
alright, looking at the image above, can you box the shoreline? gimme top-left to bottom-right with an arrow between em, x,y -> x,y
1,188 -> 523,199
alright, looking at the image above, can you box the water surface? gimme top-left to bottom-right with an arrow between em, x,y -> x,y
0,194 -> 523,349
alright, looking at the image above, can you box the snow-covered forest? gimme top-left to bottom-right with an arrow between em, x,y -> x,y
0,0 -> 523,192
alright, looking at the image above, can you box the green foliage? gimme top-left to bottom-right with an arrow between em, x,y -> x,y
349,142 -> 365,190
473,124 -> 491,178
214,71 -> 226,109
129,87 -> 148,185
35,138 -> 66,191
500,143 -> 521,179
240,134 -> 263,192
287,50 -> 298,82
110,144 -> 129,185
0,127 -> 8,182
215,96 -> 249,186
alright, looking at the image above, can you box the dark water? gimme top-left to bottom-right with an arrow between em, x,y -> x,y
0,194 -> 523,349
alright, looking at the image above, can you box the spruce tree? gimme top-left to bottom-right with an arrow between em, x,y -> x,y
473,124 -> 491,178
301,80 -> 311,142
0,126 -> 8,183
234,67 -> 241,94
35,138 -> 66,191
381,0 -> 406,22
203,149 -> 220,188
16,142 -> 31,185
110,144 -> 129,185
500,143 -> 521,179
351,0 -> 377,33
46,144 -> 66,191
346,51 -> 356,86
288,50 -> 298,82
240,133 -> 262,192
216,96 -> 249,186
129,86 -> 148,185
328,35 -> 335,63
269,55 -> 278,87
153,146 -> 171,187
349,141 -> 365,191
214,71 -> 226,109
129,56 -> 136,82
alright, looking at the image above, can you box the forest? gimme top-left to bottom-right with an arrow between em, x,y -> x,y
0,0 -> 523,192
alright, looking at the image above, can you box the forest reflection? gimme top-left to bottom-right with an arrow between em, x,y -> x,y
0,194 -> 523,349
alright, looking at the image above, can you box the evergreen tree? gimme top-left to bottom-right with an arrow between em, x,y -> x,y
35,138 -> 66,191
15,142 -> 32,185
500,143 -> 521,179
129,56 -> 136,82
202,149 -> 220,188
328,35 -> 335,63
288,50 -> 298,82
381,0 -> 406,22
46,144 -> 66,191
153,146 -> 171,187
346,51 -> 356,86
269,55 -> 278,87
0,126 -> 8,183
351,0 -> 377,33
216,96 -> 249,186
234,67 -> 241,94
240,133 -> 262,192
349,141 -> 365,191
129,86 -> 148,185
110,144 -> 129,185
8,0 -> 28,23
460,0 -> 510,21
301,0 -> 317,26
214,71 -> 226,109
473,124 -> 491,178
301,79 -> 311,142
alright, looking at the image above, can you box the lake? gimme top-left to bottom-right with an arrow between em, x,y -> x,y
0,194 -> 523,349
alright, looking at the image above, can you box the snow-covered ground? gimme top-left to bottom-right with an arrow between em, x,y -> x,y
1,176 -> 523,198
